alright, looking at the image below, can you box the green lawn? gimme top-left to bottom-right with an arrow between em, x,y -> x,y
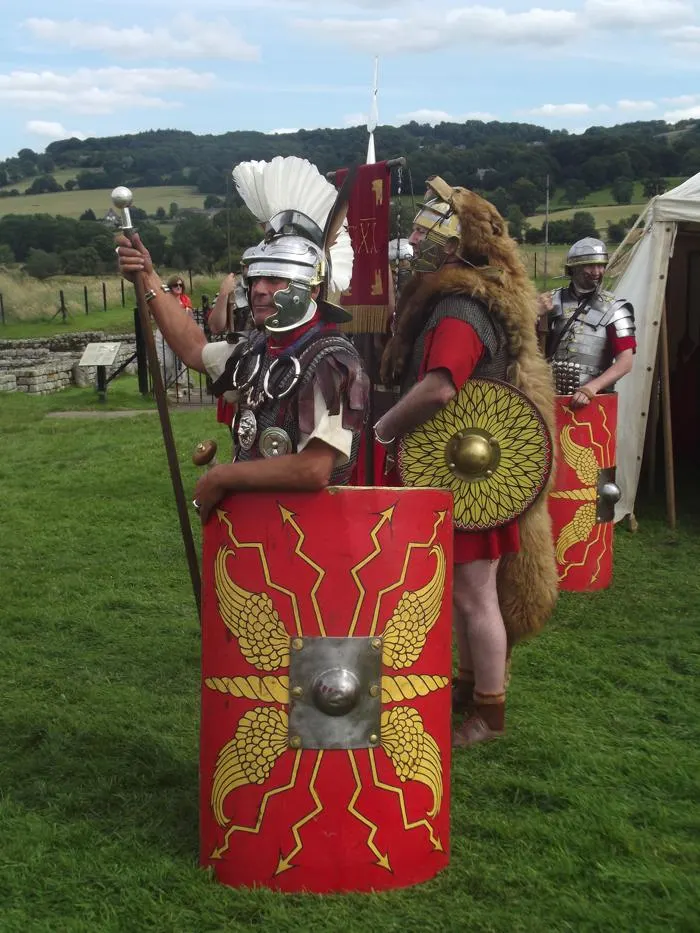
0,383 -> 697,932
0,185 -> 206,220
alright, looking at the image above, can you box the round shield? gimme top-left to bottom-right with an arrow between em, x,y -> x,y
398,378 -> 553,531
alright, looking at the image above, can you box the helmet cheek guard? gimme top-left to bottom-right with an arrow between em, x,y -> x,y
241,234 -> 326,333
410,197 -> 461,273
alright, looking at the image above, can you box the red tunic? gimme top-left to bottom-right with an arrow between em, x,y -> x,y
423,318 -> 519,563
378,318 -> 520,561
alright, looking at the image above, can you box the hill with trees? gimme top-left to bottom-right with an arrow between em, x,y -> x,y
0,118 -> 697,277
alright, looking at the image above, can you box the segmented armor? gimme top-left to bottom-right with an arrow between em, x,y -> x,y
547,286 -> 635,394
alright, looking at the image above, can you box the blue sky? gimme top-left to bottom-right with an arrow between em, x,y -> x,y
2,0 -> 700,159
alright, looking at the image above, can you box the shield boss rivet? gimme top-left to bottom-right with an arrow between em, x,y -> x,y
311,668 -> 360,717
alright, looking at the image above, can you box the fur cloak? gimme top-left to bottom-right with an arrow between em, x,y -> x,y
383,186 -> 558,644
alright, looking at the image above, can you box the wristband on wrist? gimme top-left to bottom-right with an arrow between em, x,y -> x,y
144,288 -> 157,303
373,422 -> 395,446
578,385 -> 596,400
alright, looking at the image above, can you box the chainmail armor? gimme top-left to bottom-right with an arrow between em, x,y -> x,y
401,296 -> 510,394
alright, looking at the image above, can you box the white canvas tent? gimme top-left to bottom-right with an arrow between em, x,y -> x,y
611,172 -> 700,523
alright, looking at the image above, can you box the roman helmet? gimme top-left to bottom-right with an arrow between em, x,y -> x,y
233,157 -> 354,333
409,176 -> 511,274
565,237 -> 609,274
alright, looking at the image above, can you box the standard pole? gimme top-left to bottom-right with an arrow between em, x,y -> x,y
543,173 -> 550,289
84,285 -> 89,315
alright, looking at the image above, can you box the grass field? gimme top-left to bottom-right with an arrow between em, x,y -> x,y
0,185 -> 206,220
0,269 -> 222,333
528,203 -> 646,230
0,383 -> 698,932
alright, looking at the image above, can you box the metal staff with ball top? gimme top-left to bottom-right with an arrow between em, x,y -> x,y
111,185 -> 202,616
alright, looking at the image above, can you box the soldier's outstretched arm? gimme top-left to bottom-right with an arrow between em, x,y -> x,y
116,233 -> 208,371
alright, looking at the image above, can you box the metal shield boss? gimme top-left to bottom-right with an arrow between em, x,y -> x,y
200,487 -> 453,893
548,393 -> 619,590
399,378 -> 553,530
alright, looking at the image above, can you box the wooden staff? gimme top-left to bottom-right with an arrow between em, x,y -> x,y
659,299 -> 677,530
112,186 -> 202,615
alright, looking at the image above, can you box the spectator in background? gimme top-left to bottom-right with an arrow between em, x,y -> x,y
156,274 -> 194,391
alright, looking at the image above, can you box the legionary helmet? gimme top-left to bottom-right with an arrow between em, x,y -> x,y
409,175 -> 511,274
565,237 -> 609,274
233,157 -> 354,333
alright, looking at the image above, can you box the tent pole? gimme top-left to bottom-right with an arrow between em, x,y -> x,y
646,352 -> 660,497
659,300 -> 677,530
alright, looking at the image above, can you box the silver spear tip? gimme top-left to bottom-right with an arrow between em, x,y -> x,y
111,186 -> 133,209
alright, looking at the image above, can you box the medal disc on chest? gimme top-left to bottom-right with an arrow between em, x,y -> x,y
259,426 -> 292,458
237,409 -> 258,451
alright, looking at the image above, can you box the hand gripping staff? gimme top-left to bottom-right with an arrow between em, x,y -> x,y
111,186 -> 201,617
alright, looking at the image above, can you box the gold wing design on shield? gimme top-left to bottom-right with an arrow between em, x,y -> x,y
214,547 -> 290,671
555,502 -> 597,563
559,426 -> 599,486
211,707 -> 289,826
381,707 -> 443,817
381,546 -> 446,669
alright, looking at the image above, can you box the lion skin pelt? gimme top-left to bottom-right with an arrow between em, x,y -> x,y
391,262 -> 559,644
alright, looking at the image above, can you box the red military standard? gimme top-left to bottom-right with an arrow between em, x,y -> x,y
548,393 -> 621,590
199,486 -> 453,893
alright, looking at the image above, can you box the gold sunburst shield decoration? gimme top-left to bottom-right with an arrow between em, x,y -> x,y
398,378 -> 553,530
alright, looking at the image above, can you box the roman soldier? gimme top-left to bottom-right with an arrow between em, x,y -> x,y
539,237 -> 636,409
116,156 -> 369,516
376,177 -> 557,746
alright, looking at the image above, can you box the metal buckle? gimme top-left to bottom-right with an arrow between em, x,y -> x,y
263,355 -> 301,400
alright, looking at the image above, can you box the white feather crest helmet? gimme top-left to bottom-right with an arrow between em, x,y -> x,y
232,155 -> 353,294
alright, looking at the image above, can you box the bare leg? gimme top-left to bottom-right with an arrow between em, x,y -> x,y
453,559 -> 507,695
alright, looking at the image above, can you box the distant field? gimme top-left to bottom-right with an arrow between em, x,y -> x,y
0,185 -> 206,220
528,203 -> 645,229
0,167 -> 78,193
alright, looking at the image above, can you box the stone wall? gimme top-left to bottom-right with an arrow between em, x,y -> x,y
0,331 -> 137,394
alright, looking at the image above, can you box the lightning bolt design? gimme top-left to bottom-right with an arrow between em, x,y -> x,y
347,751 -> 392,871
275,751 -> 324,875
348,506 -> 395,636
279,504 -> 327,636
210,750 -> 302,859
370,511 -> 446,637
368,749 -> 443,852
217,509 -> 303,637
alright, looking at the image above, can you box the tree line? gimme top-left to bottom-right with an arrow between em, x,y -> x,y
1,119 -> 698,213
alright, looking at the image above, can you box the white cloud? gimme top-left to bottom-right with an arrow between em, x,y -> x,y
664,24 -> 700,45
23,14 -> 259,61
0,68 -> 214,114
446,6 -> 577,43
26,120 -> 87,141
398,108 -> 495,124
663,93 -> 700,105
663,105 -> 700,121
525,102 -> 611,117
617,99 -> 657,111
297,6 -> 578,55
269,127 -> 300,134
583,0 -> 693,27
